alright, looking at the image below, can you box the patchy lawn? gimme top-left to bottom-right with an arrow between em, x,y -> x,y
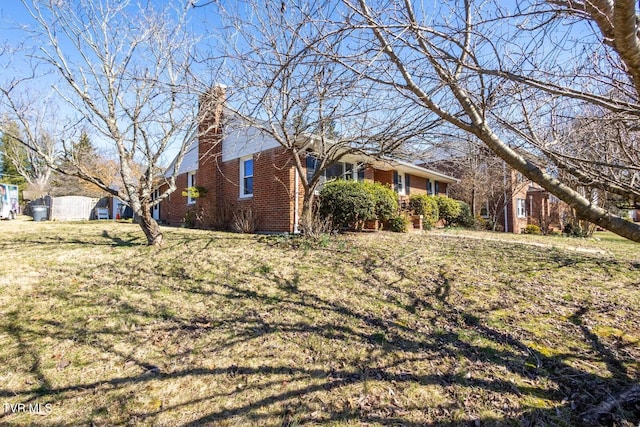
0,218 -> 638,426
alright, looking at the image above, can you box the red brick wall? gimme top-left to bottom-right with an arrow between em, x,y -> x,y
158,175 -> 194,226
407,174 -> 428,195
374,169 -> 393,186
528,190 -> 567,232
253,148 -> 296,232
193,87 -> 226,228
363,165 -> 375,181
497,171 -> 529,233
201,146 -> 296,233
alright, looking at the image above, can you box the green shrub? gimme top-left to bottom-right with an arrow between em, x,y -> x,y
362,181 -> 398,222
183,209 -> 198,228
475,215 -> 494,231
563,222 -> 587,238
435,195 -> 461,226
453,201 -> 475,228
523,224 -> 542,235
388,214 -> 410,232
408,194 -> 439,229
319,180 -> 375,229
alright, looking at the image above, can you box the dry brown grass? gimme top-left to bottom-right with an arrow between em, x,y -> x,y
0,217 -> 638,426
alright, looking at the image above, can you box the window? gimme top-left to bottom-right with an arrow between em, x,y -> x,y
516,198 -> 526,218
344,163 -> 354,180
393,171 -> 404,194
434,181 -> 440,195
187,172 -> 196,204
357,162 -> 365,182
306,155 -> 358,188
306,155 -> 318,183
405,174 -> 411,195
326,162 -> 344,180
240,157 -> 253,198
152,189 -> 160,218
427,180 -> 432,195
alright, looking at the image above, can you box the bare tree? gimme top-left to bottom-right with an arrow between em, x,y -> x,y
204,0 -> 439,232
330,0 -> 640,242
0,119 -> 53,194
0,0 -> 202,245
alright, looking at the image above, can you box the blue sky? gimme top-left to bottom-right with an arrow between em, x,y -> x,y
1,1 -> 599,168
0,1 -> 222,165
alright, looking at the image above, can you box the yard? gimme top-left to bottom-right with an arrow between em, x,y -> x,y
0,218 -> 638,426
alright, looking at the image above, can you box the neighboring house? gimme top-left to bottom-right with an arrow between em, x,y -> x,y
526,187 -> 570,232
430,157 -> 572,234
157,90 -> 458,233
493,168 -> 530,234
478,169 -> 572,234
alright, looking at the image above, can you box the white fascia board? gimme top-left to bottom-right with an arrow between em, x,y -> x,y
377,157 -> 459,183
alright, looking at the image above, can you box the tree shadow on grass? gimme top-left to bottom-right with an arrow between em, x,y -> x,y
0,239 -> 637,426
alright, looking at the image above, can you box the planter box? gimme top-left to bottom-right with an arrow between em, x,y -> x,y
363,219 -> 380,231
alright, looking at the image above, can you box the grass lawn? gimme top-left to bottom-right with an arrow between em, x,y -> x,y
0,218 -> 638,426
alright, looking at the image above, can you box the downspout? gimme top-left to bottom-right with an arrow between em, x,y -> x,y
503,162 -> 509,233
293,167 -> 300,234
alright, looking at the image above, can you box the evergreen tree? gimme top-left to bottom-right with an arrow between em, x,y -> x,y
50,132 -> 113,197
0,124 -> 29,188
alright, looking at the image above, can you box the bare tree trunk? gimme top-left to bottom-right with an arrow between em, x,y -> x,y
138,202 -> 163,247
298,192 -> 316,234
471,187 -> 476,217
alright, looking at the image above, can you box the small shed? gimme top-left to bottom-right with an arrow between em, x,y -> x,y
28,196 -> 110,221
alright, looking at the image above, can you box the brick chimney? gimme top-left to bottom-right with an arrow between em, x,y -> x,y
196,85 -> 226,225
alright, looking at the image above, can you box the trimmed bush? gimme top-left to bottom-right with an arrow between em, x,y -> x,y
388,214 -> 410,233
435,195 -> 461,226
408,194 -> 439,230
362,181 -> 398,222
319,180 -> 375,229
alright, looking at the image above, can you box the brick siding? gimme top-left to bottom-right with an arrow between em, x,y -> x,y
407,174 -> 428,195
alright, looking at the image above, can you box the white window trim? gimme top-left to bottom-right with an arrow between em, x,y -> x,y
152,189 -> 160,213
395,172 -> 405,196
516,198 -> 526,218
187,171 -> 196,205
239,156 -> 254,199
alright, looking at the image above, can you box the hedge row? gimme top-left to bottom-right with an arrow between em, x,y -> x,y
319,180 -> 473,231
319,180 -> 398,229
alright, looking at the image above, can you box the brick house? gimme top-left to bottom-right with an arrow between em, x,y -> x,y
474,168 -> 569,234
429,157 -> 572,234
156,90 -> 458,233
491,168 -> 530,234
525,186 -> 571,232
